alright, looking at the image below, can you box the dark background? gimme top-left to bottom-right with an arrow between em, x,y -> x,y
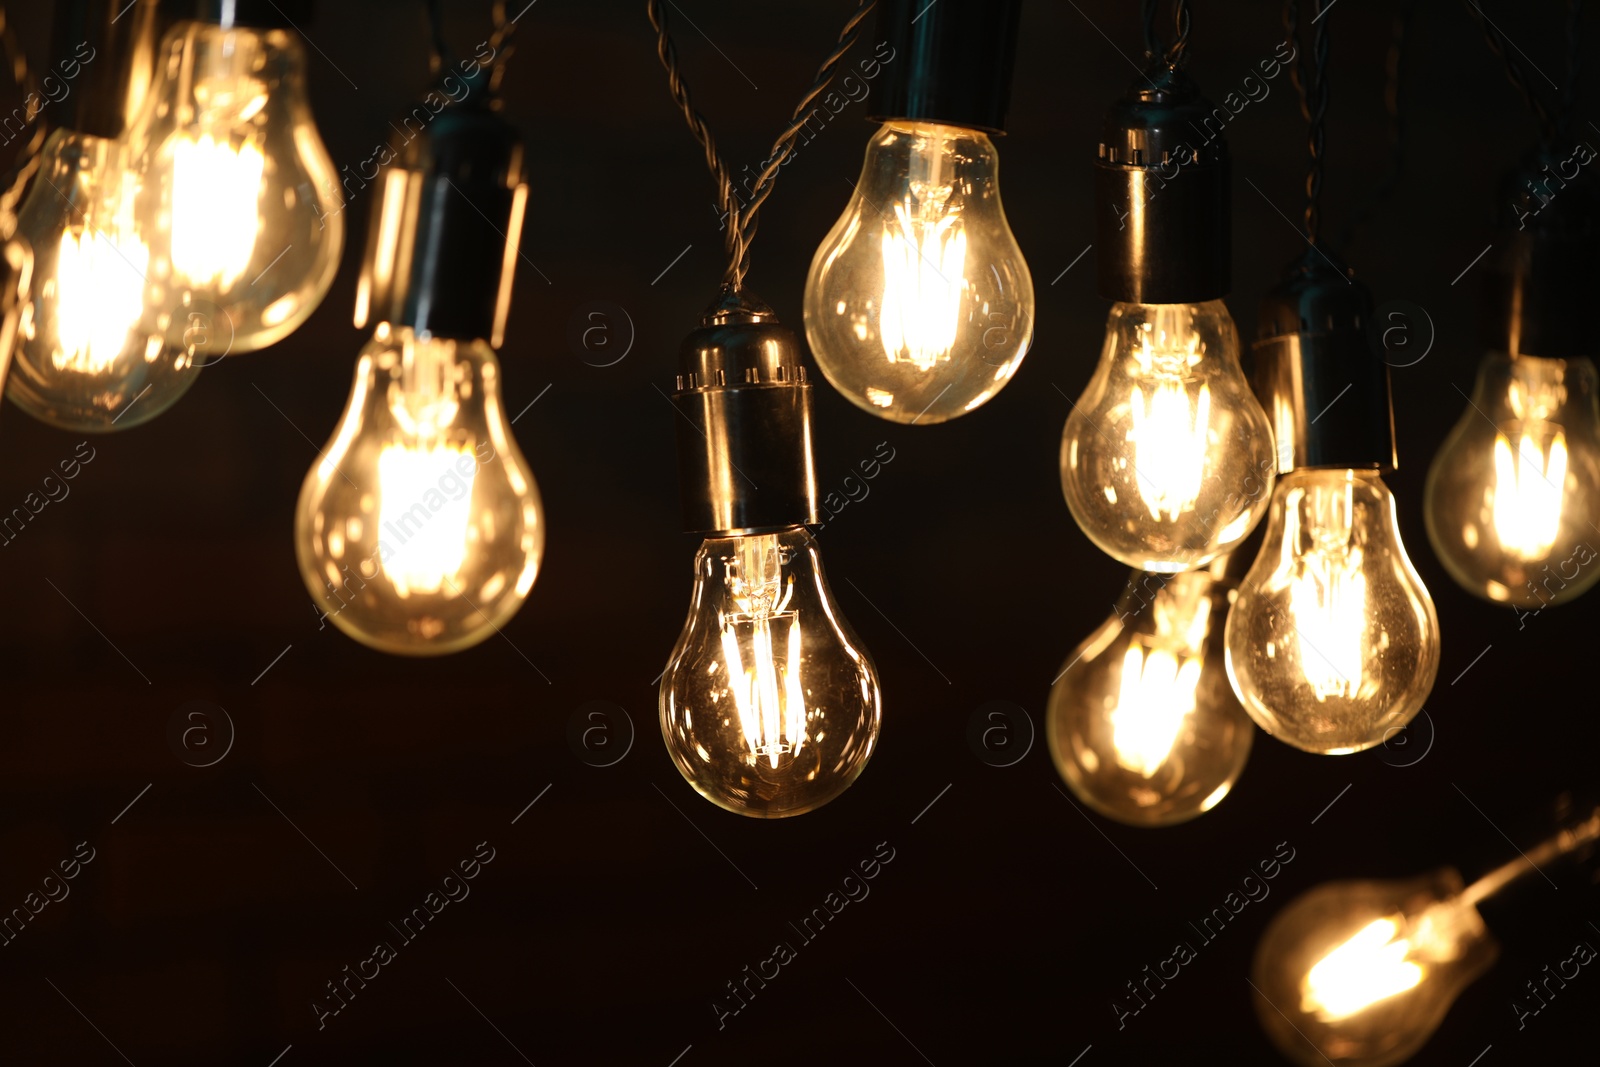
0,1 -> 1596,1064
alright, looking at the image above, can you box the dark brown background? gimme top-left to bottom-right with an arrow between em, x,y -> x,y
0,1 -> 1596,1064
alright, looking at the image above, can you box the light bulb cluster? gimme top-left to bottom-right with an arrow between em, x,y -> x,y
4,0 -> 341,433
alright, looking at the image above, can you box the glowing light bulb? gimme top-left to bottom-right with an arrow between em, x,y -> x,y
661,527 -> 881,818
295,324 -> 542,656
1225,469 -> 1439,754
1061,301 -> 1276,572
1047,557 -> 1253,826
803,121 -> 1033,424
132,18 -> 341,353
6,129 -> 199,431
1252,871 -> 1497,1067
1425,354 -> 1600,607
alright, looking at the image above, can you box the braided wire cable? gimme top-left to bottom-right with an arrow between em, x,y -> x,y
1141,0 -> 1191,69
1463,0 -> 1557,144
1303,0 -> 1330,245
1335,0 -> 1415,254
647,0 -> 875,291
732,0 -> 873,287
486,1 -> 518,94
1165,0 -> 1191,68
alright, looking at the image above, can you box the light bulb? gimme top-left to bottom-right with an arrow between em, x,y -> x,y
1251,869 -> 1497,1067
6,128 -> 200,431
1425,353 -> 1600,607
1061,301 -> 1276,572
131,18 -> 341,353
803,121 -> 1033,424
295,323 -> 542,656
1047,557 -> 1253,826
660,527 -> 881,818
1225,469 -> 1439,754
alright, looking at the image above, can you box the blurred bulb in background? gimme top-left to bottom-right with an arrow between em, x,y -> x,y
132,16 -> 341,353
1252,869 -> 1498,1067
661,528 -> 881,818
295,323 -> 542,656
1047,555 -> 1253,827
804,122 -> 1033,424
1425,354 -> 1600,607
1061,301 -> 1276,572
6,129 -> 200,430
1225,469 -> 1439,754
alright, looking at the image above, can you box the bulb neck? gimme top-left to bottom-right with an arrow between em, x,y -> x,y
51,0 -> 162,139
1251,253 -> 1397,473
190,0 -> 314,30
1482,146 -> 1600,360
1093,66 -> 1231,303
1461,806 -> 1600,908
354,101 -> 527,348
672,288 -> 818,536
868,0 -> 1021,134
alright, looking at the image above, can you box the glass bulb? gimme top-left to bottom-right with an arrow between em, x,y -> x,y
5,129 -> 201,431
802,121 -> 1033,424
1047,558 -> 1253,826
131,20 -> 342,353
295,324 -> 542,656
660,527 -> 881,818
1251,870 -> 1497,1067
1225,469 -> 1439,754
1061,301 -> 1276,571
1424,353 -> 1600,607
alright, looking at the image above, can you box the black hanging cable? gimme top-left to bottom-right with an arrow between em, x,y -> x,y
1558,0 -> 1581,139
1463,0 -> 1557,145
422,1 -> 518,101
647,0 -> 875,291
1334,0 -> 1416,255
1140,0 -> 1191,69
1293,0 -> 1331,247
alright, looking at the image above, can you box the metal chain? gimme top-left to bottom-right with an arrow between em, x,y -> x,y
1463,0 -> 1557,144
647,0 -> 875,291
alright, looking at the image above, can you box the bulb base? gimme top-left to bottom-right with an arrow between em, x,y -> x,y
868,0 -> 1021,134
354,101 -> 527,347
1094,66 -> 1231,304
672,289 -> 818,536
1252,255 -> 1397,473
1482,145 -> 1600,359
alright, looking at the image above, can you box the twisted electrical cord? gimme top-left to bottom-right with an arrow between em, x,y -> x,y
647,0 -> 875,291
1140,0 -> 1191,69
422,0 -> 519,101
1285,0 -> 1330,246
1463,0 -> 1557,145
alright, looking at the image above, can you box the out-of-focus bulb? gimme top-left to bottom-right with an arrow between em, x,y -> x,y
132,19 -> 341,353
1062,301 -> 1276,572
660,527 -> 881,818
295,323 -> 542,656
803,121 -> 1033,424
6,129 -> 199,430
1425,353 -> 1600,607
1047,557 -> 1253,826
1252,870 -> 1497,1067
1225,469 -> 1439,754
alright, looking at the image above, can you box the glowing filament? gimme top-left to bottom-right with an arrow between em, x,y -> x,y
1111,644 -> 1202,776
878,198 -> 966,371
719,535 -> 809,767
53,216 -> 149,375
171,132 -> 265,290
1491,430 -> 1567,560
1302,917 -> 1425,1021
376,441 -> 476,595
1286,479 -> 1367,700
1126,320 -> 1210,522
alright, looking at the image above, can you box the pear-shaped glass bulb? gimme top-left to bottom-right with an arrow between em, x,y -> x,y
131,20 -> 342,353
1048,558 -> 1253,826
1252,869 -> 1497,1067
1061,300 -> 1276,571
1225,469 -> 1439,754
6,129 -> 200,431
295,324 -> 542,656
1425,353 -> 1600,607
803,121 -> 1033,424
660,527 -> 881,818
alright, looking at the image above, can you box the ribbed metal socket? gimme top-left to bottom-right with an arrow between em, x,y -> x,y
672,290 -> 818,536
